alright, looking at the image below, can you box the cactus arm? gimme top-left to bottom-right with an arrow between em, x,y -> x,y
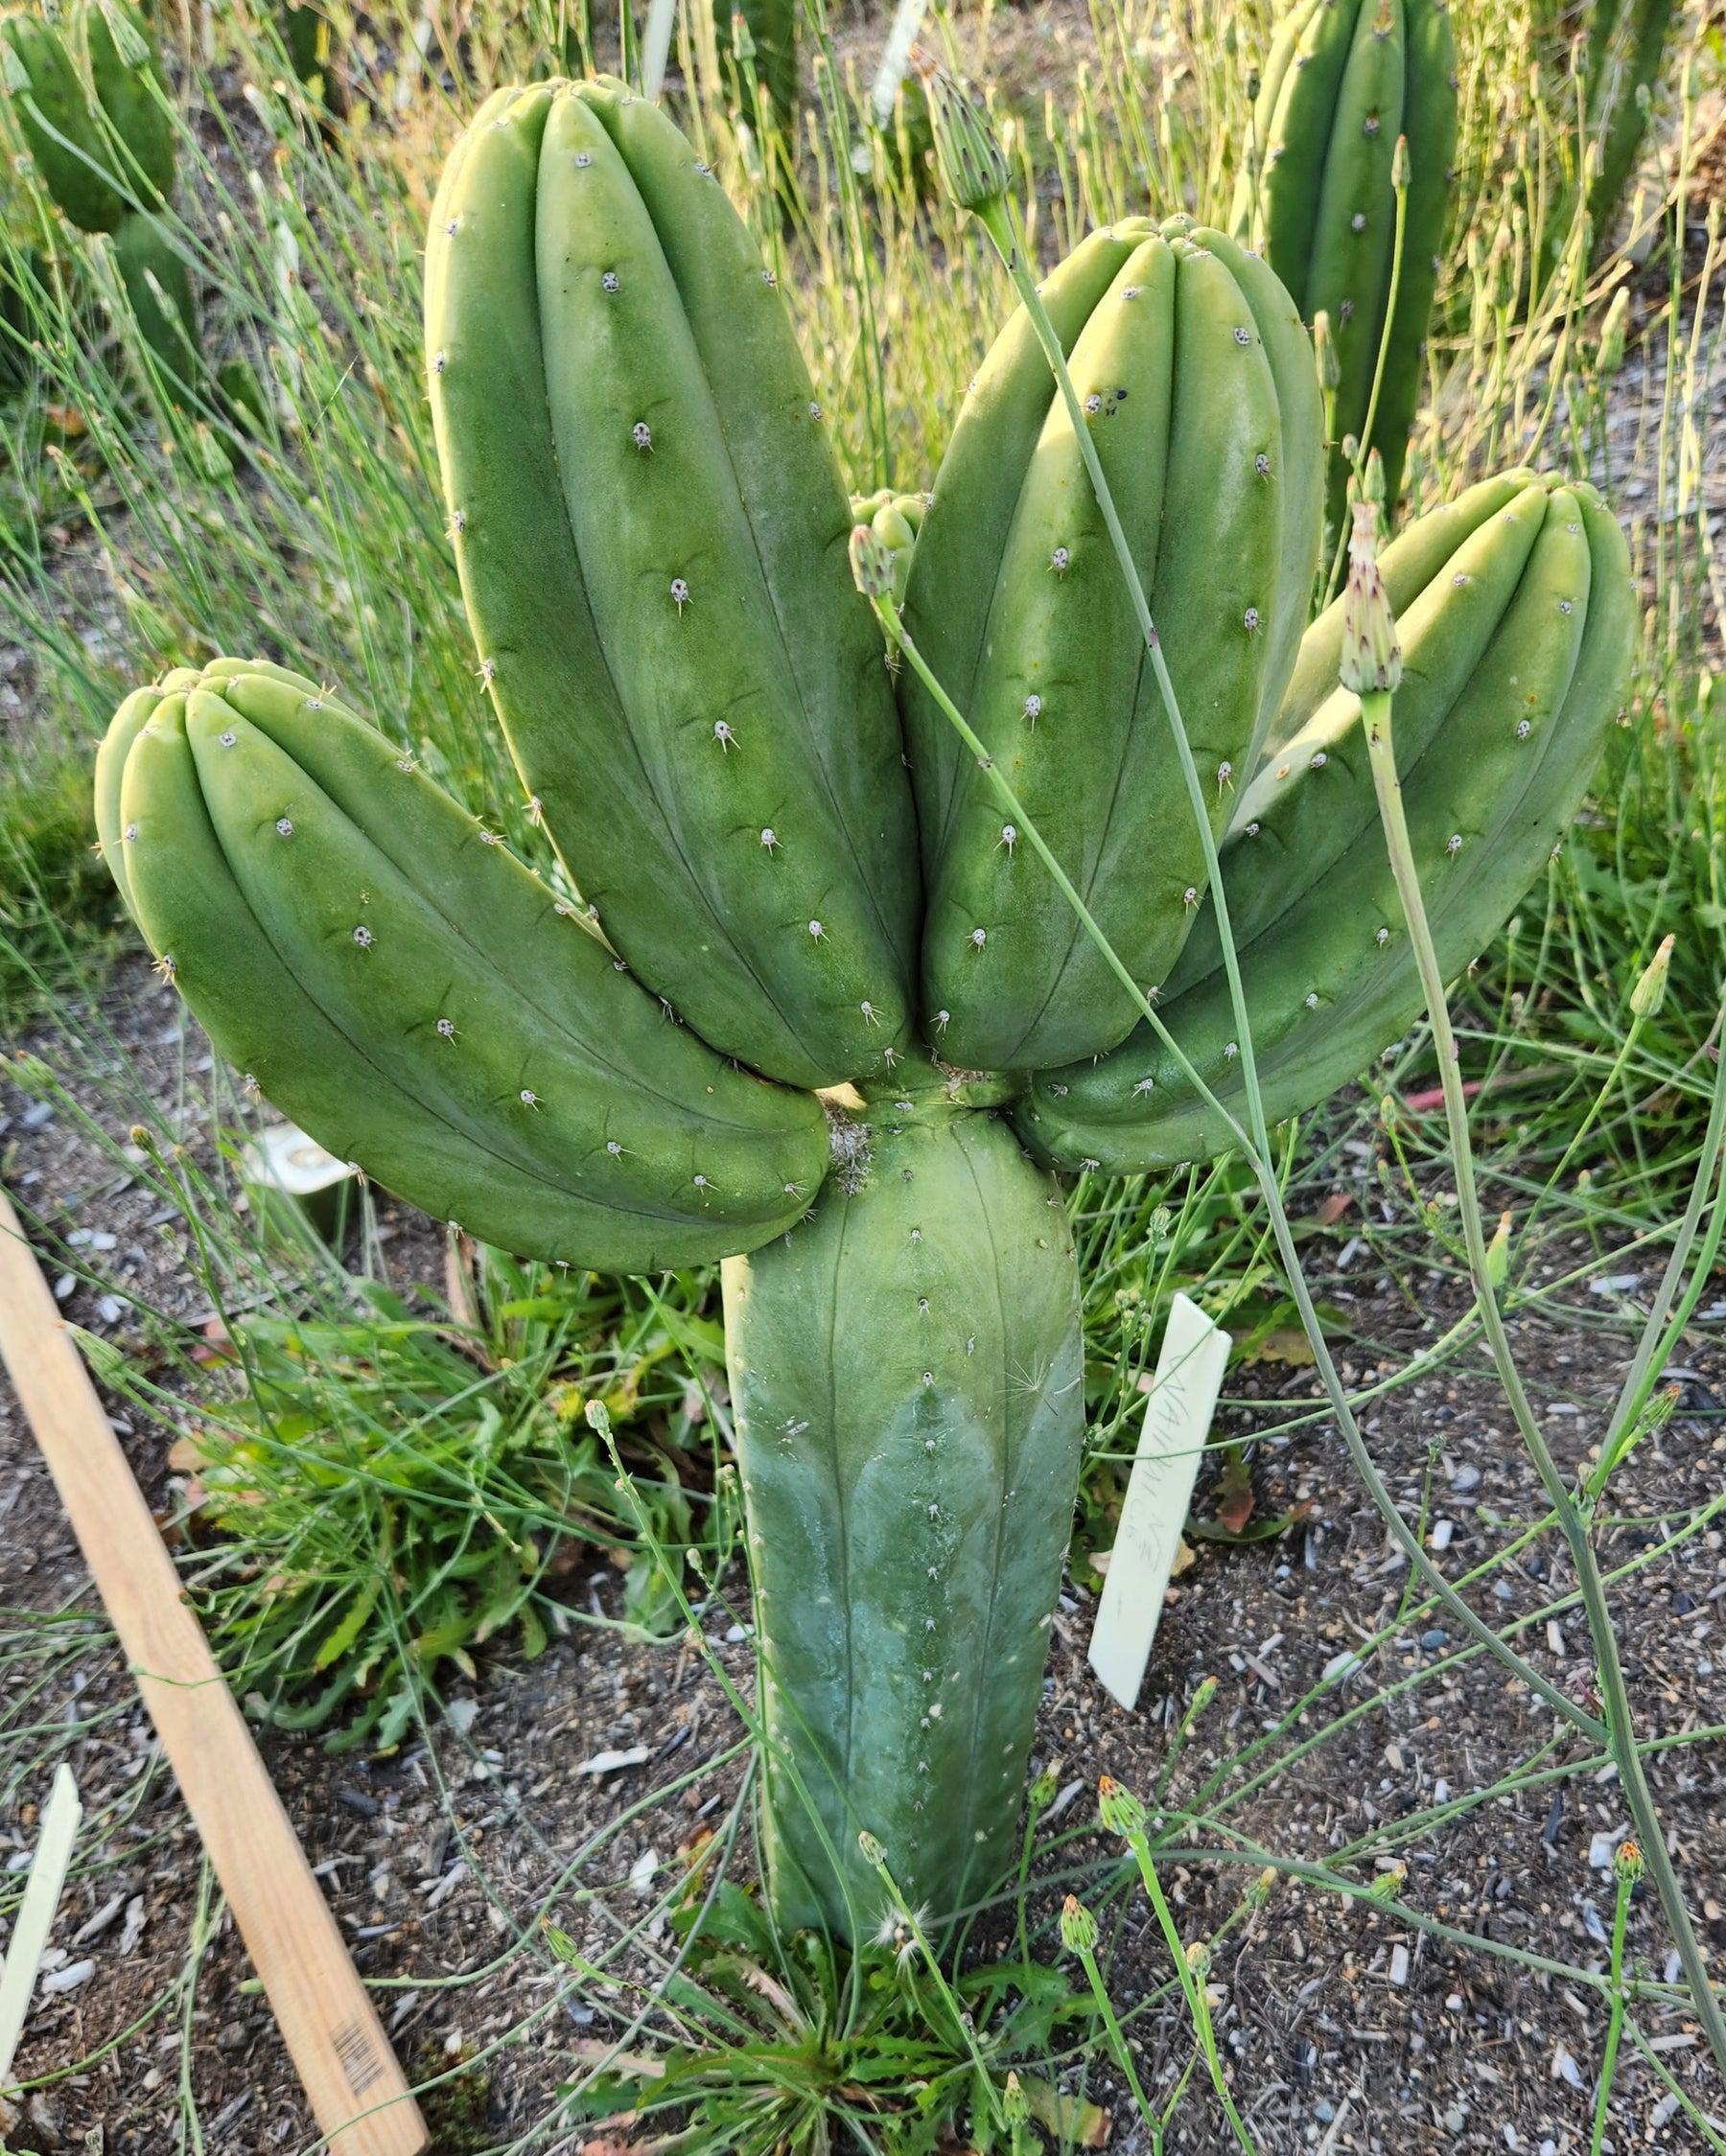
1018,481 -> 1632,1171
900,226 -> 1147,877
108,212 -> 198,385
907,220 -> 1321,1072
104,667 -> 830,1268
724,1101 -> 1082,1935
94,673 -> 201,920
594,88 -> 912,980
1181,476 -> 1550,980
1,12 -> 126,233
425,81 -> 916,1089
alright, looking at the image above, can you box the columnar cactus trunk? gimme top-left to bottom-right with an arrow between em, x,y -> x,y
96,79 -> 1631,1944
725,1077 -> 1082,1932
1241,0 -> 1458,530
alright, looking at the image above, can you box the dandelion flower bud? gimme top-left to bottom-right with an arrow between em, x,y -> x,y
1060,1893 -> 1098,1955
849,523 -> 898,602
1341,498 -> 1403,695
914,51 -> 1012,217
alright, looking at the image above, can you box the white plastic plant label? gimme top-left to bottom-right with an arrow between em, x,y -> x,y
1087,1292 -> 1232,1711
0,1764 -> 82,2087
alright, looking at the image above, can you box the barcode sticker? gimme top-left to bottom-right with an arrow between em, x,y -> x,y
332,2016 -> 385,2096
1087,1293 -> 1231,1710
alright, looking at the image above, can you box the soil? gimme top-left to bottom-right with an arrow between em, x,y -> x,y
2,962 -> 1724,2155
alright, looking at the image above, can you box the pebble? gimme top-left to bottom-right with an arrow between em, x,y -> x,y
576,1745 -> 652,1775
1450,1463 -> 1481,1492
1420,1628 -> 1449,1652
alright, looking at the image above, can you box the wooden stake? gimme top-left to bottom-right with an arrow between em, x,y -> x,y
0,1188 -> 427,2155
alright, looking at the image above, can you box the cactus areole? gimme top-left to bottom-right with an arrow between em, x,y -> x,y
97,81 -> 1630,1940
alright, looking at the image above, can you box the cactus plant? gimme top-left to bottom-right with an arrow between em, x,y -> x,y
713,0 -> 800,137
2,7 -> 129,234
1240,0 -> 1458,532
97,80 -> 1630,1941
422,81 -> 919,1091
1582,0 -> 1676,252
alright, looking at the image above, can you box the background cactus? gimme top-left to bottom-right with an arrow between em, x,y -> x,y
1581,0 -> 1676,251
713,0 -> 800,138
1,0 -> 250,418
96,81 -> 1630,1941
1241,0 -> 1458,532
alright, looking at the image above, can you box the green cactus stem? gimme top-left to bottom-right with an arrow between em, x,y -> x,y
108,210 -> 198,383
96,661 -> 830,1270
1242,0 -> 1457,530
724,1089 -> 1083,1933
1584,0 -> 1676,253
1016,470 -> 1632,1173
899,215 -> 1323,1074
423,79 -> 920,1091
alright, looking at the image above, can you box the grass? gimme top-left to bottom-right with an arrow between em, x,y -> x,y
0,0 -> 1723,2147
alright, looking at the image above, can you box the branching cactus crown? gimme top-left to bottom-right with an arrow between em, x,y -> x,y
96,79 -> 1631,1938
